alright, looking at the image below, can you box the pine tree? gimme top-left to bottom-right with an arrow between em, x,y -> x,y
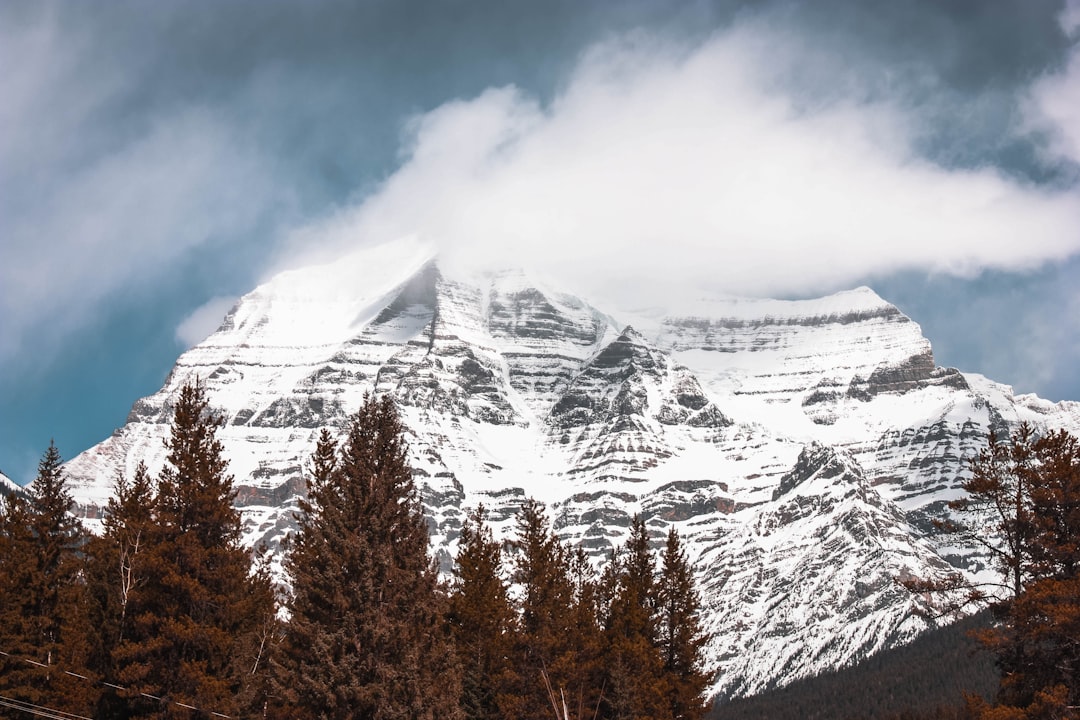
508,499 -> 576,720
0,487 -> 39,711
83,462 -> 156,717
507,499 -> 606,720
983,428 -> 1080,713
565,545 -> 607,720
112,381 -> 275,718
657,528 -> 711,720
271,395 -> 462,719
909,425 -> 1080,717
603,516 -> 667,720
449,505 -> 517,720
0,442 -> 94,714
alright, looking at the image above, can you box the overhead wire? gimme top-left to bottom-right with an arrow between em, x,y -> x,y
0,693 -> 92,720
0,648 -> 233,718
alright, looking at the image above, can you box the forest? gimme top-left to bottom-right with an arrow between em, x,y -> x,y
0,384 -> 708,720
1,382 -> 1077,719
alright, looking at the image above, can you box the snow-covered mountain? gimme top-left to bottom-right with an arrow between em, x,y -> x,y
0,471 -> 21,498
61,236 -> 1080,700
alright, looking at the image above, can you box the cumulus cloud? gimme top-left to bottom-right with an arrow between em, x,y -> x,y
175,296 -> 239,349
277,23 -> 1080,308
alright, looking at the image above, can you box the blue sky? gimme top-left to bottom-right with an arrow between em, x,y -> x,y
1,0 -> 1079,485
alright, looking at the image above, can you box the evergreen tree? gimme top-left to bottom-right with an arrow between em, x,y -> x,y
271,395 -> 462,720
979,428 -> 1080,714
0,442 -> 94,715
112,381 -> 275,718
603,516 -> 667,720
907,425 -> 1080,717
656,528 -> 711,720
0,487 -> 38,712
508,499 -> 591,720
82,462 -> 156,717
564,545 -> 607,720
449,505 -> 517,720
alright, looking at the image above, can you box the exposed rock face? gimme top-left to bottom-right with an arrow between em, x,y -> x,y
60,237 -> 1080,700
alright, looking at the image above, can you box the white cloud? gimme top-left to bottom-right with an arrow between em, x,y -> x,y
175,296 -> 239,349
0,9 -> 290,368
278,24 -> 1080,308
0,108 -> 276,362
1027,1 -> 1080,167
1061,0 -> 1080,37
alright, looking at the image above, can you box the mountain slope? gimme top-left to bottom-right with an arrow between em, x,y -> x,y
60,236 -> 1080,698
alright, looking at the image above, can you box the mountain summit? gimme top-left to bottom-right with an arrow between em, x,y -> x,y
62,237 -> 1080,700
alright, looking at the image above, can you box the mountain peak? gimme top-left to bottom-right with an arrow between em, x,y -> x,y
58,238 -> 1080,702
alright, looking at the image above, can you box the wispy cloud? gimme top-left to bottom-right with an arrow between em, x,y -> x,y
0,10 -> 286,367
1027,0 -> 1080,169
276,22 -> 1080,309
175,296 -> 239,349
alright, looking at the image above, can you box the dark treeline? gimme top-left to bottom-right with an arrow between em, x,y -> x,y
0,384 -> 711,719
707,611 -> 998,720
2,385 -> 1077,718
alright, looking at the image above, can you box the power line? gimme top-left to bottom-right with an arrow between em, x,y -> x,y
0,694 -> 92,720
0,648 -> 233,718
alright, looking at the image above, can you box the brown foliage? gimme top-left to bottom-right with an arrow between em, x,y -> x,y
270,394 -> 462,720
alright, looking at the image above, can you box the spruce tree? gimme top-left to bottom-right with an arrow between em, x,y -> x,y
603,516 -> 667,720
564,545 -> 607,720
0,443 -> 97,714
509,499 -> 604,720
271,395 -> 462,720
657,528 -> 711,720
112,381 -> 275,718
0,487 -> 39,710
908,425 -> 1080,717
83,462 -> 156,717
449,505 -> 517,720
982,428 -> 1080,712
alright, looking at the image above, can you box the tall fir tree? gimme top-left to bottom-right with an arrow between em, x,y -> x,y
602,516 -> 667,720
449,505 -> 518,720
656,528 -> 711,720
82,462 -> 157,718
0,484 -> 39,712
270,395 -> 462,720
564,545 -> 607,720
508,499 -> 604,720
111,381 -> 275,718
0,442 -> 95,715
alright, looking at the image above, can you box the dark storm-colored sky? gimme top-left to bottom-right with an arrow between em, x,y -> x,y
1,0 -> 1078,484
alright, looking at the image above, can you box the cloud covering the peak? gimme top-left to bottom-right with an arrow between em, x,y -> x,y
277,22 -> 1080,307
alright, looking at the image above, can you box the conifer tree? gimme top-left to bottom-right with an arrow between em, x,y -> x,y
271,396 -> 462,720
980,428 -> 1080,713
907,425 -> 1080,717
603,516 -> 667,720
0,486 -> 39,710
657,528 -> 711,720
82,462 -> 156,716
510,499 -> 576,719
509,499 -> 604,720
0,442 -> 94,714
112,381 -> 275,718
449,505 -> 517,720
564,545 -> 607,720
